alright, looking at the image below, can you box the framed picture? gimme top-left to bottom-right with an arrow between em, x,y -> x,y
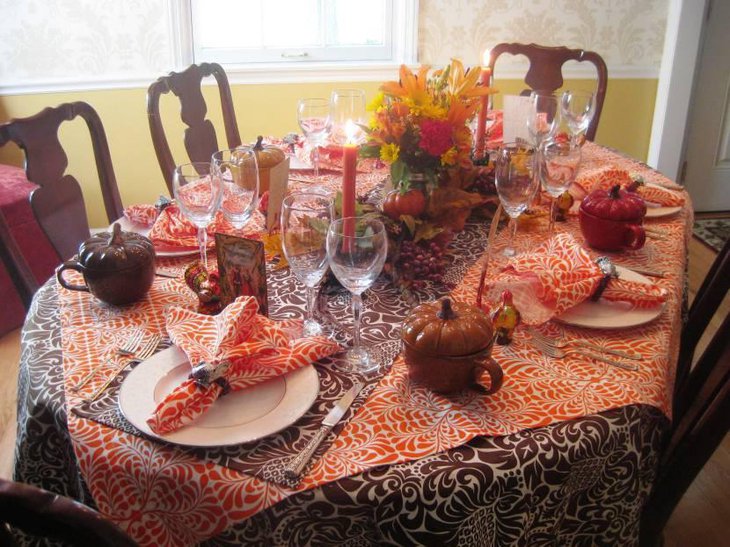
215,233 -> 268,316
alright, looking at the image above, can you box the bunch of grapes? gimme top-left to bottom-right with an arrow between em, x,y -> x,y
470,168 -> 496,196
395,238 -> 450,289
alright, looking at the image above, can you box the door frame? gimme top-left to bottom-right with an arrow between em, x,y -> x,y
647,0 -> 709,181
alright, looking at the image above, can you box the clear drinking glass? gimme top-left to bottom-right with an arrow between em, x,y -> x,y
297,98 -> 332,178
211,148 -> 259,230
330,89 -> 367,145
560,90 -> 596,141
527,92 -> 560,147
326,216 -> 387,374
539,139 -> 582,236
281,192 -> 334,337
172,162 -> 223,270
495,143 -> 538,257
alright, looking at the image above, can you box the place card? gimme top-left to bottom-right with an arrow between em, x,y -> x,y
267,157 -> 290,231
502,95 -> 532,144
215,233 -> 268,315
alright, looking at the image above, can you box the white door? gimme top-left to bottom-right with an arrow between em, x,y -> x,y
682,0 -> 730,212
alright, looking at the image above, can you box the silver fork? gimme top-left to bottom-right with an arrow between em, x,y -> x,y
84,334 -> 161,402
70,329 -> 144,392
526,327 -> 642,361
530,336 -> 639,372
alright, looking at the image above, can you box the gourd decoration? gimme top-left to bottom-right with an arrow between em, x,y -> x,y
248,136 -> 286,194
581,184 -> 646,221
401,298 -> 503,394
56,223 -> 156,305
382,188 -> 427,221
579,184 -> 647,251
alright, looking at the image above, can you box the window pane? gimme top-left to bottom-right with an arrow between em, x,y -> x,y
328,0 -> 386,46
194,0 -> 262,49
262,0 -> 320,47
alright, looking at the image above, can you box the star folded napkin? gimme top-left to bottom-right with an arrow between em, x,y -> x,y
147,296 -> 340,435
575,168 -> 685,207
485,233 -> 667,324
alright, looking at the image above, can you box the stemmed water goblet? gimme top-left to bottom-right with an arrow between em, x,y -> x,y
281,192 -> 334,337
172,162 -> 223,270
560,90 -> 596,142
326,216 -> 387,374
211,148 -> 259,231
539,139 -> 582,237
495,143 -> 538,257
527,92 -> 560,147
297,98 -> 332,179
330,89 -> 367,145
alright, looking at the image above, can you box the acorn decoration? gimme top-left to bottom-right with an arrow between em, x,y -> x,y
554,190 -> 575,222
184,262 -> 223,315
491,290 -> 521,345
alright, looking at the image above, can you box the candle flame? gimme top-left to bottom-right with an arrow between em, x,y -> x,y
345,119 -> 358,144
482,49 -> 491,67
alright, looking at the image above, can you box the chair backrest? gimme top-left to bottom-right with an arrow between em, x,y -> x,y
0,102 -> 124,260
489,43 -> 608,141
640,311 -> 730,545
0,210 -> 36,307
147,62 -> 241,195
0,478 -> 137,546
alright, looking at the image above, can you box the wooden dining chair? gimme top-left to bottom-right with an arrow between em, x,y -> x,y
0,210 -> 36,307
0,102 -> 125,260
640,311 -> 730,546
0,478 -> 138,546
488,43 -> 608,141
147,62 -> 242,195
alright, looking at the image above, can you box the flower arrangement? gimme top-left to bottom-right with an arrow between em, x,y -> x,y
358,60 -> 500,292
361,59 -> 496,188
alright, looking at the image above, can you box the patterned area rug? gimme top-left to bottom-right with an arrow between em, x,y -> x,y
693,218 -> 730,252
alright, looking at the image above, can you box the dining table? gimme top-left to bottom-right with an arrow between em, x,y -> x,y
12,141 -> 692,546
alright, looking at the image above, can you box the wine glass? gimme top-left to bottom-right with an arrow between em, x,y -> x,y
495,143 -> 538,257
211,148 -> 259,231
539,139 -> 582,237
297,98 -> 332,178
172,162 -> 223,270
330,89 -> 367,145
527,92 -> 560,147
560,90 -> 596,141
281,192 -> 334,337
326,216 -> 387,374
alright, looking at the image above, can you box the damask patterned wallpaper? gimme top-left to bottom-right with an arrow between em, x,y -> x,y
0,0 -> 667,87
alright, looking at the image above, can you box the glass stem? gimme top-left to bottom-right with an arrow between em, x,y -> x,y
351,293 -> 362,349
305,285 -> 317,323
548,198 -> 557,237
312,146 -> 320,179
508,217 -> 517,250
198,226 -> 208,270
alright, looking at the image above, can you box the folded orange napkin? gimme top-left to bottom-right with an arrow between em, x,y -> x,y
147,296 -> 340,435
576,168 -> 685,207
124,204 -> 158,227
294,143 -> 383,173
485,233 -> 667,324
148,205 -> 233,249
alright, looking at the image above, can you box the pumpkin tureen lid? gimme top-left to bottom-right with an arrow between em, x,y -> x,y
78,223 -> 156,271
401,298 -> 494,357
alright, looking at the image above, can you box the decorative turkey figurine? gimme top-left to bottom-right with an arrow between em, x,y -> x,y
491,290 -> 521,345
184,262 -> 224,315
554,190 -> 574,221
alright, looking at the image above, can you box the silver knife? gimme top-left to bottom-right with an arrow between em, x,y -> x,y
284,381 -> 364,478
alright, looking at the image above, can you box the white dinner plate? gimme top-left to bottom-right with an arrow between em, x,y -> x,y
556,266 -> 664,329
645,205 -> 682,219
114,217 -> 200,257
119,345 -> 319,447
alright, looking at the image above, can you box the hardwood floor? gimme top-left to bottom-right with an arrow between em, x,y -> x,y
0,236 -> 727,541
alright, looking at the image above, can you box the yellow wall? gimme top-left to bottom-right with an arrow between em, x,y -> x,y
0,78 -> 656,227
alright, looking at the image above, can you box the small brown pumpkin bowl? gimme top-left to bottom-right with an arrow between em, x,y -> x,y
401,298 -> 503,394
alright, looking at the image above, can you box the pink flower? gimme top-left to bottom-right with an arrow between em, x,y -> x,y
418,119 -> 453,157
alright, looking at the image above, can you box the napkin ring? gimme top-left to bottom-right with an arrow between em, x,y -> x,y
190,360 -> 232,391
591,257 -> 618,301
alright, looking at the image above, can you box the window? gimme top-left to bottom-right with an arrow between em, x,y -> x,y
184,0 -> 417,75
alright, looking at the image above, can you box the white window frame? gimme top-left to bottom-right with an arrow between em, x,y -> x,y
170,0 -> 419,84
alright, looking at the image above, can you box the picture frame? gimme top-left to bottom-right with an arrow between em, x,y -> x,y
215,233 -> 268,316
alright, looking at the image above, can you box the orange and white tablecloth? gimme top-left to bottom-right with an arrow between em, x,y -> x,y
22,143 -> 690,545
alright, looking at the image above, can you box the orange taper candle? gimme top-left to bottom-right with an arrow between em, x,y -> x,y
474,49 -> 491,158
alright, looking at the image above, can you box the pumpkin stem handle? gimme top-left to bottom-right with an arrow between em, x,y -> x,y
110,222 -> 123,245
609,184 -> 622,199
254,136 -> 264,150
437,298 -> 458,320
